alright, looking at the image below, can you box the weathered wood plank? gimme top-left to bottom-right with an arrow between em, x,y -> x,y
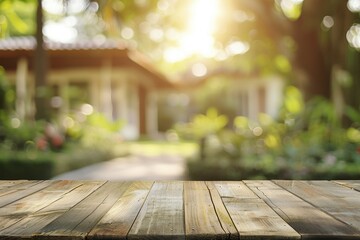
0,180 -> 82,233
214,181 -> 300,240
334,180 -> 360,192
275,180 -> 360,231
0,181 -> 79,216
213,180 -> 259,199
128,181 -> 184,240
0,180 -> 53,208
35,181 -> 130,240
0,180 -> 37,197
88,181 -> 153,240
246,180 -> 360,239
0,181 -> 104,239
205,182 -> 239,240
184,181 -> 227,240
0,180 -> 29,189
0,180 -> 359,240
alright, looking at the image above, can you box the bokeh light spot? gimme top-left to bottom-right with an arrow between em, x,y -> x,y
322,16 -> 334,29
121,27 -> 134,40
348,0 -> 360,12
346,24 -> 360,50
11,118 -> 21,128
192,63 -> 207,77
81,104 -> 94,116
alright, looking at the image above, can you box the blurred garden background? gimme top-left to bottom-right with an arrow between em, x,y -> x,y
1,0 -> 360,180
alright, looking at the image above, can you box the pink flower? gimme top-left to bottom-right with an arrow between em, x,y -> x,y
357,146 -> 360,155
51,135 -> 64,148
36,137 -> 48,151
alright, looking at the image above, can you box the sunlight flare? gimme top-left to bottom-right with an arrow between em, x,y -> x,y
164,0 -> 220,62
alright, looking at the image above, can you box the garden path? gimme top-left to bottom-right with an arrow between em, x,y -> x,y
52,154 -> 186,180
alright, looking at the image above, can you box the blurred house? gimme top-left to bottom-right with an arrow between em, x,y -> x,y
0,37 -> 173,139
177,67 -> 284,121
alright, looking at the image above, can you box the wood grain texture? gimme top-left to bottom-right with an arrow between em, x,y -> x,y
334,180 -> 360,192
0,180 -> 37,197
0,180 -> 359,240
88,181 -> 153,240
35,181 -> 130,239
246,180 -> 360,239
205,182 -> 239,240
214,181 -> 300,240
0,181 -> 103,239
0,180 -> 52,208
0,180 -> 82,233
128,181 -> 184,240
275,180 -> 360,231
0,181 -> 79,216
184,181 -> 227,240
0,180 -> 29,189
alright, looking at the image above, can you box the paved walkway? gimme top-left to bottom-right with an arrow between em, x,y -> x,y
53,154 -> 186,180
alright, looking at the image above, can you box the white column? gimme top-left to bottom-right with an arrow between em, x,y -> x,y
265,77 -> 284,118
146,90 -> 158,137
117,79 -> 128,121
100,60 -> 113,120
121,82 -> 138,140
132,82 -> 139,138
248,85 -> 259,121
16,58 -> 28,120
28,75 -> 35,120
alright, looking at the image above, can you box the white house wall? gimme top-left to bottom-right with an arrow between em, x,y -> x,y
146,89 -> 158,137
15,58 -> 28,121
112,79 -> 128,122
232,76 -> 284,120
7,68 -> 35,120
123,80 -> 139,140
100,60 -> 113,120
248,85 -> 259,121
8,64 -> 160,139
265,76 -> 284,118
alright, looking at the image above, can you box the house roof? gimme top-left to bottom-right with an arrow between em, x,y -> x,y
0,36 -> 126,51
0,37 -> 173,88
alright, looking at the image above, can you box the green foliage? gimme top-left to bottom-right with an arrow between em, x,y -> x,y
275,55 -> 292,74
0,145 -> 116,180
281,85 -> 304,116
0,67 -> 13,121
275,0 -> 303,21
86,112 -> 124,132
345,106 -> 360,126
0,0 -> 36,37
0,120 -> 43,150
0,108 -> 126,179
175,108 -> 228,139
0,150 -> 54,179
78,112 -> 124,152
183,86 -> 360,180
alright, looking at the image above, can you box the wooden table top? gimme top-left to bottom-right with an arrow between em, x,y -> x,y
0,180 -> 359,239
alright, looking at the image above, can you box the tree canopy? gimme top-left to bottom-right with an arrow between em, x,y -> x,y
1,0 -> 360,111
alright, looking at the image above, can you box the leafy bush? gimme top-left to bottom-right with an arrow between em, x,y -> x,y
0,146 -> 114,180
0,110 -> 126,179
0,150 -> 55,179
78,112 -> 124,153
1,120 -> 44,149
182,86 -> 360,180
